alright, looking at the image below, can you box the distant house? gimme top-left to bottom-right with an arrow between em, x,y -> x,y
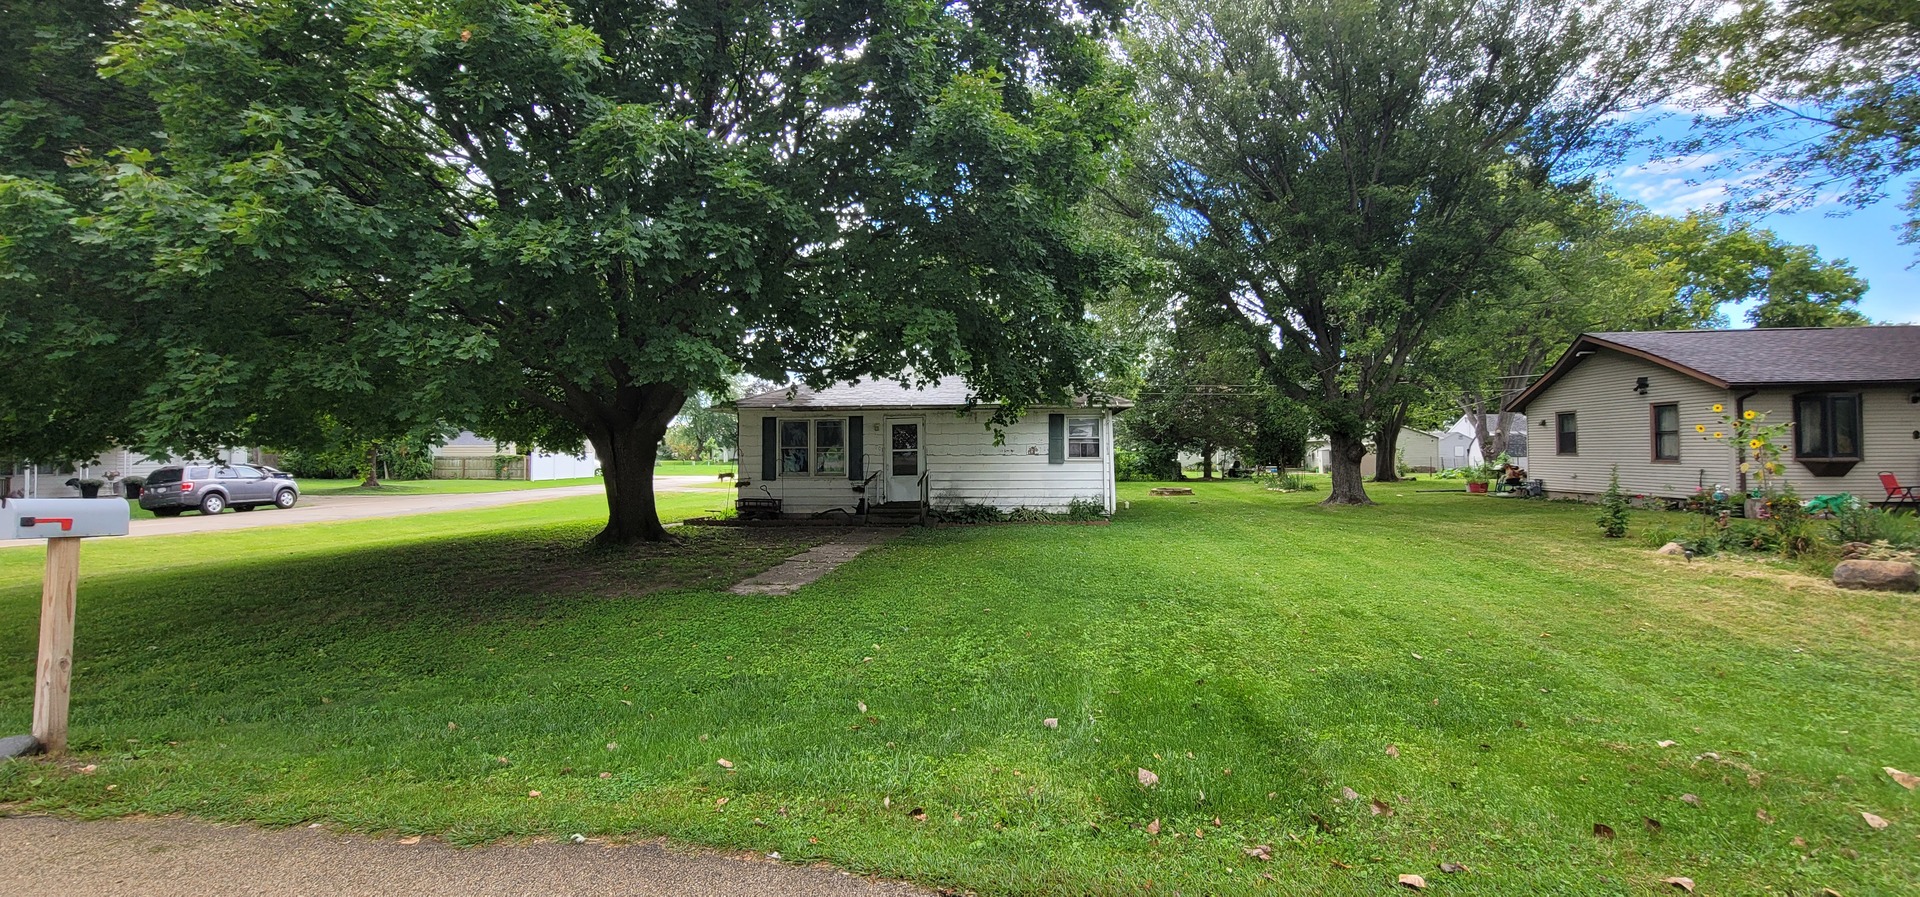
432,431 -> 599,481
1509,327 -> 1920,501
1306,427 -> 1445,476
732,380 -> 1130,517
4,447 -> 253,498
1439,414 -> 1529,471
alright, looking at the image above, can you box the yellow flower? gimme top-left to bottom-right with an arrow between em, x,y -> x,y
1712,431 -> 1724,439
1711,403 -> 1724,412
1765,462 -> 1780,475
1694,424 -> 1706,433
1742,410 -> 1755,420
1748,439 -> 1762,449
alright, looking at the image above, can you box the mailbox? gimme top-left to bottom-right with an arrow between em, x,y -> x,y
1,498 -> 131,540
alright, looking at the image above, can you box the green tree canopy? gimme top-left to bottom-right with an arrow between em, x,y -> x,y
77,0 -> 1132,541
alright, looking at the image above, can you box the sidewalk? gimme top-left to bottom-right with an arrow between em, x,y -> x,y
0,815 -> 933,897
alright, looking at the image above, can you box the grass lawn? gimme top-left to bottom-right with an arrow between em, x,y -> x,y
653,460 -> 740,478
0,483 -> 1913,895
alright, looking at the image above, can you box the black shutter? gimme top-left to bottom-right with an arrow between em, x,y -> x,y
847,416 -> 864,480
1048,414 -> 1065,464
761,416 -> 778,481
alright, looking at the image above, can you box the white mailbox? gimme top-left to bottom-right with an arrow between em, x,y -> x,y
1,498 -> 132,540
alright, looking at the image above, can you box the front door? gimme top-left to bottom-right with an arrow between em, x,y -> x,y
884,419 -> 923,503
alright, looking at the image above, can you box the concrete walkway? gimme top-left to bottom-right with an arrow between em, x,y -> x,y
0,815 -> 931,897
2,478 -> 719,547
728,528 -> 904,595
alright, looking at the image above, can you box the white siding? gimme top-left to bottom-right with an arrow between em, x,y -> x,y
1522,348 -> 1920,500
736,408 -> 1116,515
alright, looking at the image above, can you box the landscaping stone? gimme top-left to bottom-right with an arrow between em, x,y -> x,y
1832,560 -> 1919,592
1148,487 -> 1194,496
1655,542 -> 1687,557
0,735 -> 42,759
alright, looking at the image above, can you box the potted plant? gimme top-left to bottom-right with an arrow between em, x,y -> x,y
75,477 -> 105,499
1464,461 -> 1491,494
122,475 -> 146,500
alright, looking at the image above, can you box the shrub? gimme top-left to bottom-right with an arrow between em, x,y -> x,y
1065,497 -> 1107,521
1830,502 -> 1917,548
1766,484 -> 1817,557
1596,466 -> 1629,538
939,503 -> 1005,524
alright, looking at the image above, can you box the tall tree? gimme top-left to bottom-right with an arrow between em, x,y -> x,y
93,0 -> 1132,542
1684,1 -> 1920,251
1126,0 -> 1696,504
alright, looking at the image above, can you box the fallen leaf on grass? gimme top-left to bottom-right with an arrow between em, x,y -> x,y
1146,818 -> 1161,835
447,722 -> 458,731
1385,744 -> 1400,759
1211,816 -> 1222,827
1370,799 -> 1394,817
1885,767 -> 1918,790
858,701 -> 867,714
1310,813 -> 1332,833
1657,740 -> 1676,748
528,790 -> 541,798
1329,859 -> 1351,869
1644,817 -> 1663,833
1411,653 -> 1423,660
1137,768 -> 1159,788
1821,889 -> 1842,896
1661,876 -> 1695,892
1593,823 -> 1615,840
715,797 -> 729,808
1043,718 -> 1059,729
1242,844 -> 1273,861
910,808 -> 927,822
1438,862 -> 1467,873
1341,786 -> 1361,802
78,765 -> 96,775
599,771 -> 612,779
1679,793 -> 1701,806
1861,811 -> 1888,830
1756,808 -> 1775,824
1397,873 -> 1427,889
716,758 -> 734,769
399,835 -> 421,845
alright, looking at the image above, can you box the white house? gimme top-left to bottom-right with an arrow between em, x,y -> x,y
433,431 -> 600,481
1440,414 -> 1529,471
4,446 -> 251,498
1510,327 -> 1920,502
732,380 -> 1129,517
1306,427 -> 1445,476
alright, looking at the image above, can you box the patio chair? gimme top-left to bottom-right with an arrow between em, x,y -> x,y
1880,471 -> 1918,511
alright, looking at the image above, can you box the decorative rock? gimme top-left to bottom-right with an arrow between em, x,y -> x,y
0,735 -> 43,759
1149,487 -> 1195,496
1655,542 -> 1687,557
1832,560 -> 1919,592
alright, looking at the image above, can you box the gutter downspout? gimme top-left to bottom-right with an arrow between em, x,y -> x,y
1733,389 -> 1759,495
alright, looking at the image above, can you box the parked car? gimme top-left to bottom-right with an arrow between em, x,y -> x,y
138,464 -> 301,517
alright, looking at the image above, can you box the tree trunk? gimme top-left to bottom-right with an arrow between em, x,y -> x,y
1201,444 -> 1215,480
585,385 -> 687,545
1323,431 -> 1373,505
1371,407 -> 1406,483
359,443 -> 381,489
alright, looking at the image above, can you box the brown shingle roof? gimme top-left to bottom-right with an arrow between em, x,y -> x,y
1510,326 -> 1920,411
734,378 -> 1133,411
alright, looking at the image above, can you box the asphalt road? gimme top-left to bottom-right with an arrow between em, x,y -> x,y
1,478 -> 718,547
0,815 -> 933,897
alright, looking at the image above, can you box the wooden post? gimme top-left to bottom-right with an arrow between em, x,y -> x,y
32,536 -> 80,756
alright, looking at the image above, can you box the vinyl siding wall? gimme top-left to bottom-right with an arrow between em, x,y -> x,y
1523,348 -> 1920,500
736,408 -> 1116,514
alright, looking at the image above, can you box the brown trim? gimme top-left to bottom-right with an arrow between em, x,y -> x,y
1649,403 -> 1680,463
1555,412 -> 1578,455
1790,391 -> 1865,470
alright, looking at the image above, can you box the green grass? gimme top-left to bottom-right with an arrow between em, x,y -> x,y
653,460 -> 740,478
296,476 -> 606,496
1,483 -> 1913,895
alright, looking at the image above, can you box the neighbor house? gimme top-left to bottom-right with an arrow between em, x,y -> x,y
732,380 -> 1129,517
432,431 -> 600,481
1306,427 -> 1445,476
1509,327 -> 1920,502
1438,413 -> 1529,471
4,447 -> 254,498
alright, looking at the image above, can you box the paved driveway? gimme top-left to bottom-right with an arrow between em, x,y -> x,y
0,816 -> 931,897
2,478 -> 719,547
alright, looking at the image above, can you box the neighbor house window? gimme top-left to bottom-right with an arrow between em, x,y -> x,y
1793,393 -> 1862,459
814,420 -> 846,475
779,419 -> 811,474
1651,404 -> 1680,461
1067,417 -> 1101,458
1556,413 -> 1577,455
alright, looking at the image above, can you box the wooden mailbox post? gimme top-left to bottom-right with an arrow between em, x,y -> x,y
3,498 -> 131,756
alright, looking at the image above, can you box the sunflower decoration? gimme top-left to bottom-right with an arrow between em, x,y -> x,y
1748,438 -> 1762,448
1711,403 -> 1724,413
1713,431 -> 1725,439
1742,409 -> 1756,420
1702,404 -> 1793,494
1694,424 -> 1706,433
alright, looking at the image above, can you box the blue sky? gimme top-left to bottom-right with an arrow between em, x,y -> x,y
1597,113 -> 1918,325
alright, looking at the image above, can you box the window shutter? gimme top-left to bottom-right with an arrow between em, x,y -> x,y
847,416 -> 864,480
1048,414 -> 1065,464
760,416 -> 778,481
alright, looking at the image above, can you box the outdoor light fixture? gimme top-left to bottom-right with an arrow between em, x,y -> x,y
1909,387 -> 1919,403
1634,376 -> 1649,395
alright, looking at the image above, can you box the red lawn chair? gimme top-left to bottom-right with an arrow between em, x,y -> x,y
1880,471 -> 1919,511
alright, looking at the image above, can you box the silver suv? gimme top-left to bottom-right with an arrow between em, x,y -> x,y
139,465 -> 300,517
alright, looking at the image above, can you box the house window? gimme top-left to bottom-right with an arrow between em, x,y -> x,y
779,420 -> 811,474
1067,417 -> 1101,458
1556,413 -> 1577,455
1794,393 -> 1862,459
1651,404 -> 1680,461
814,420 -> 846,475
